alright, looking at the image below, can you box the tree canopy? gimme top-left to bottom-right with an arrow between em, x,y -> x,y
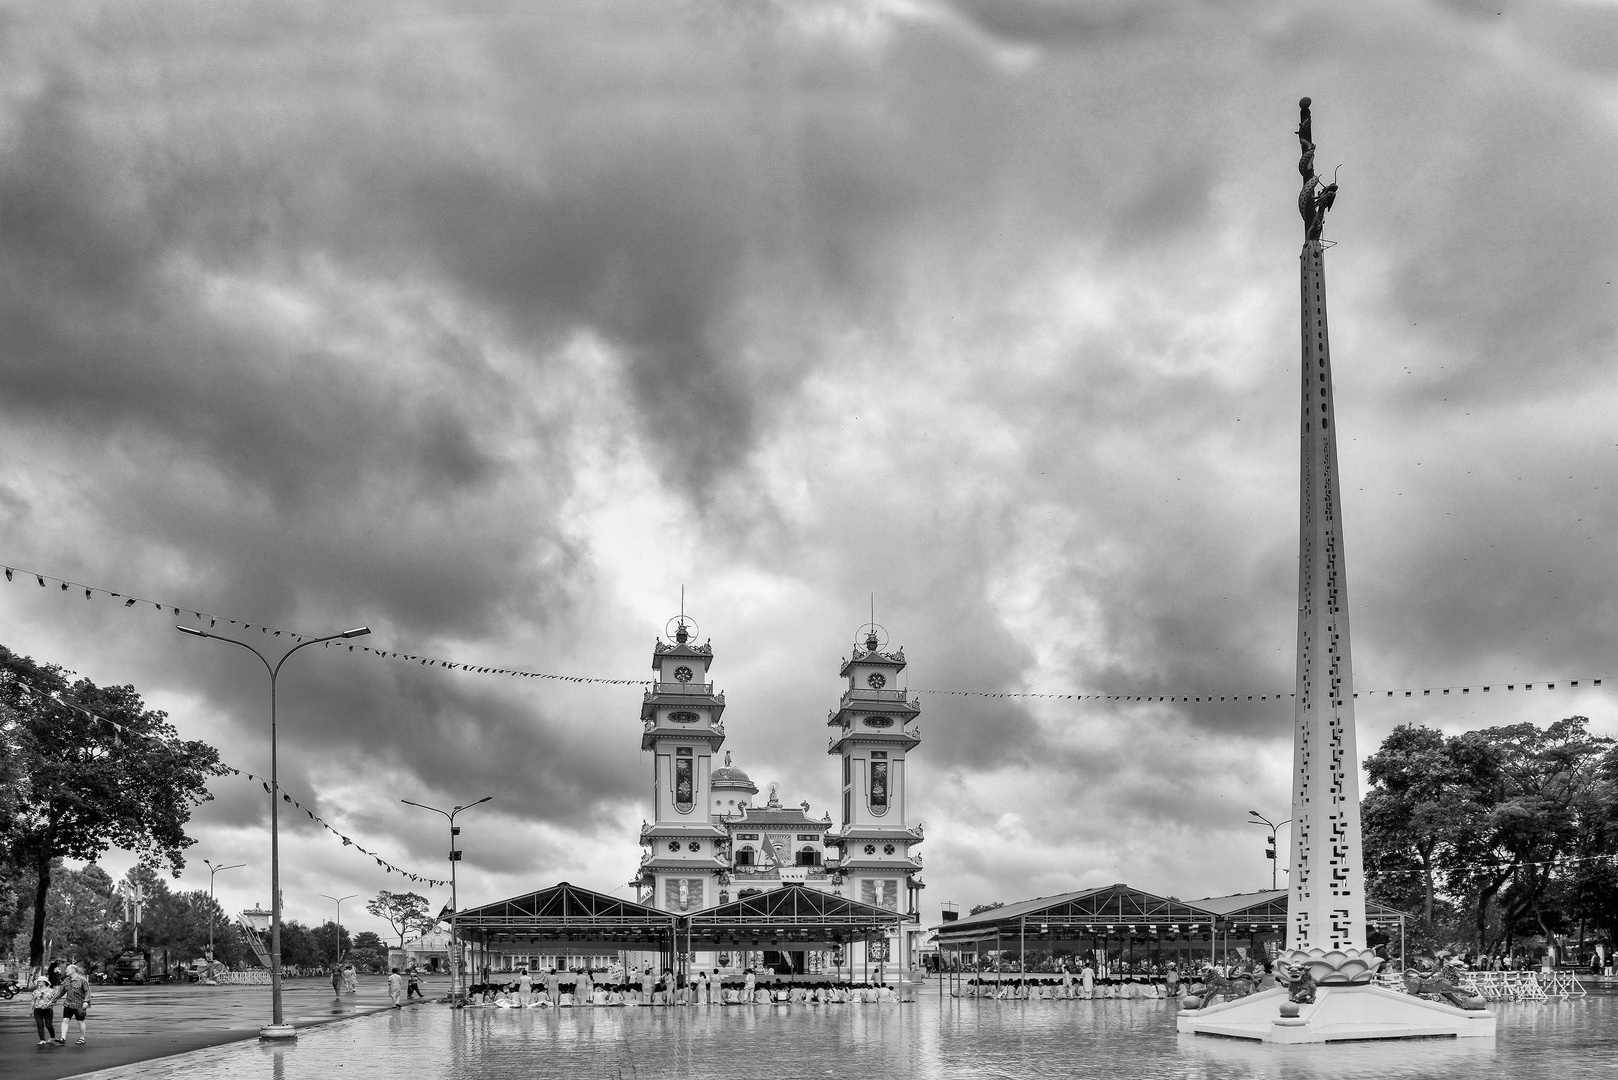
1363,716 -> 1616,956
0,644 -> 225,966
366,889 -> 438,948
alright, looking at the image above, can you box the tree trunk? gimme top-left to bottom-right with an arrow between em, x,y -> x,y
1421,853 -> 1435,926
30,850 -> 52,970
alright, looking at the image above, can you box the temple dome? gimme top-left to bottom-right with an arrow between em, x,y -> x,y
711,751 -> 757,793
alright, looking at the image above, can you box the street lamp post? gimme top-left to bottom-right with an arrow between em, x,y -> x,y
401,795 -> 492,1004
202,859 -> 245,977
319,892 -> 357,968
1247,809 -> 1292,892
178,623 -> 370,1039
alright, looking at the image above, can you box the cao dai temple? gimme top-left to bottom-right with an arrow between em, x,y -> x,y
634,621 -> 923,925
453,619 -> 925,981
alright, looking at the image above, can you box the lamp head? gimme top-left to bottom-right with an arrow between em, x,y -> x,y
176,626 -> 209,638
342,626 -> 371,638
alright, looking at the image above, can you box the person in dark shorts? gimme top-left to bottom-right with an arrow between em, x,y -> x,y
407,967 -> 423,999
59,964 -> 92,1043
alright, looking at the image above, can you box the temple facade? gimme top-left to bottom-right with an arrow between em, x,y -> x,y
630,619 -> 924,974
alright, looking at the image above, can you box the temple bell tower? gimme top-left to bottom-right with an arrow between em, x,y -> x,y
827,624 -> 924,937
635,614 -> 729,914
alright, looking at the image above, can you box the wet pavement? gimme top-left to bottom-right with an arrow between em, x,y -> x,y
38,980 -> 1618,1080
1,972 -> 446,1080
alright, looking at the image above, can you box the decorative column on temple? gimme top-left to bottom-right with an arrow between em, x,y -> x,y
1283,97 -> 1379,984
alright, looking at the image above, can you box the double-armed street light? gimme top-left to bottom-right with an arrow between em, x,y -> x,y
1247,809 -> 1292,891
401,795 -> 492,1004
319,893 -> 358,967
178,622 -> 370,1039
202,859 -> 245,975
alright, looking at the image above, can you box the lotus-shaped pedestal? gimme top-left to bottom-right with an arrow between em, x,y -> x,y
1281,946 -> 1383,985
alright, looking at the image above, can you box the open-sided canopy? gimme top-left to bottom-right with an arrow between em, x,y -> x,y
456,882 -> 675,949
681,883 -> 908,949
932,883 -> 1217,946
1194,889 -> 1411,929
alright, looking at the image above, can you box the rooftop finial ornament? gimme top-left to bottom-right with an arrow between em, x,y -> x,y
1297,97 -> 1339,242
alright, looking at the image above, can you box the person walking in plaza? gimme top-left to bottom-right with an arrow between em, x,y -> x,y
331,965 -> 343,998
388,967 -> 404,1008
31,975 -> 62,1045
59,964 -> 93,1044
406,967 -> 423,1000
344,962 -> 358,993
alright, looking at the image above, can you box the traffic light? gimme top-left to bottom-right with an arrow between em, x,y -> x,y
1265,838 -> 1277,860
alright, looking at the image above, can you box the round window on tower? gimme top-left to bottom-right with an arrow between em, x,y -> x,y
864,844 -> 876,855
668,841 -> 680,852
688,841 -> 701,852
884,844 -> 896,855
673,666 -> 694,683
867,673 -> 886,689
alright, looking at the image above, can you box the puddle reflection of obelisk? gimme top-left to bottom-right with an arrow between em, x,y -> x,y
1284,94 -> 1375,977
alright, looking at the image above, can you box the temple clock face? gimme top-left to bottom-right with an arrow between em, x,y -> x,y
673,666 -> 693,683
867,673 -> 886,689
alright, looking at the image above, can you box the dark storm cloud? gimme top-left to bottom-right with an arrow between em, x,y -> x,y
0,1 -> 1613,919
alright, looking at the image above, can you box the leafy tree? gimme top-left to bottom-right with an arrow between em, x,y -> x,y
310,920 -> 352,965
366,890 -> 437,948
967,901 -> 1004,916
1442,717 -> 1611,953
116,866 -> 243,964
0,645 -> 225,968
1362,724 -> 1488,927
349,929 -> 385,972
277,920 -> 321,968
49,863 -> 121,964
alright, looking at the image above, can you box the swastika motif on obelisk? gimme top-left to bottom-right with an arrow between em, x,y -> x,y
1285,98 -> 1376,979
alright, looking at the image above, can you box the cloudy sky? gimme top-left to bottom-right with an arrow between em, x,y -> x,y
2,1 -> 1615,941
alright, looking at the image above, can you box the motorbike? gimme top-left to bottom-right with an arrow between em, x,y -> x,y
0,974 -> 19,1000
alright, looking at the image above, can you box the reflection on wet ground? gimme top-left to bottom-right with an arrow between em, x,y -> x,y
85,985 -> 1617,1080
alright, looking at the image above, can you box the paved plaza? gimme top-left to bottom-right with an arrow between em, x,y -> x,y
7,981 -> 1607,1080
0,973 -> 446,1080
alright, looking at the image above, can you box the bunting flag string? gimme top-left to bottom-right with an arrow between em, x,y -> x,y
5,560 -> 1611,701
1364,852 -> 1618,877
1,561 -> 648,687
224,768 -> 449,888
4,671 -> 447,888
917,677 -> 1608,703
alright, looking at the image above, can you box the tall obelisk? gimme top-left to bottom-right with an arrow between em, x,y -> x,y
1285,97 -> 1372,971
1179,103 -> 1494,1038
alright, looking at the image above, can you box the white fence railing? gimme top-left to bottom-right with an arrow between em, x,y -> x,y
212,969 -> 272,985
1379,969 -> 1585,1002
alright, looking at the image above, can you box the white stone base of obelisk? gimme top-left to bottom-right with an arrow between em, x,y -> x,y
1176,985 -> 1496,1043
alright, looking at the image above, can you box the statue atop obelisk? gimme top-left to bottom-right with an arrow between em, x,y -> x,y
1285,96 -> 1376,980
